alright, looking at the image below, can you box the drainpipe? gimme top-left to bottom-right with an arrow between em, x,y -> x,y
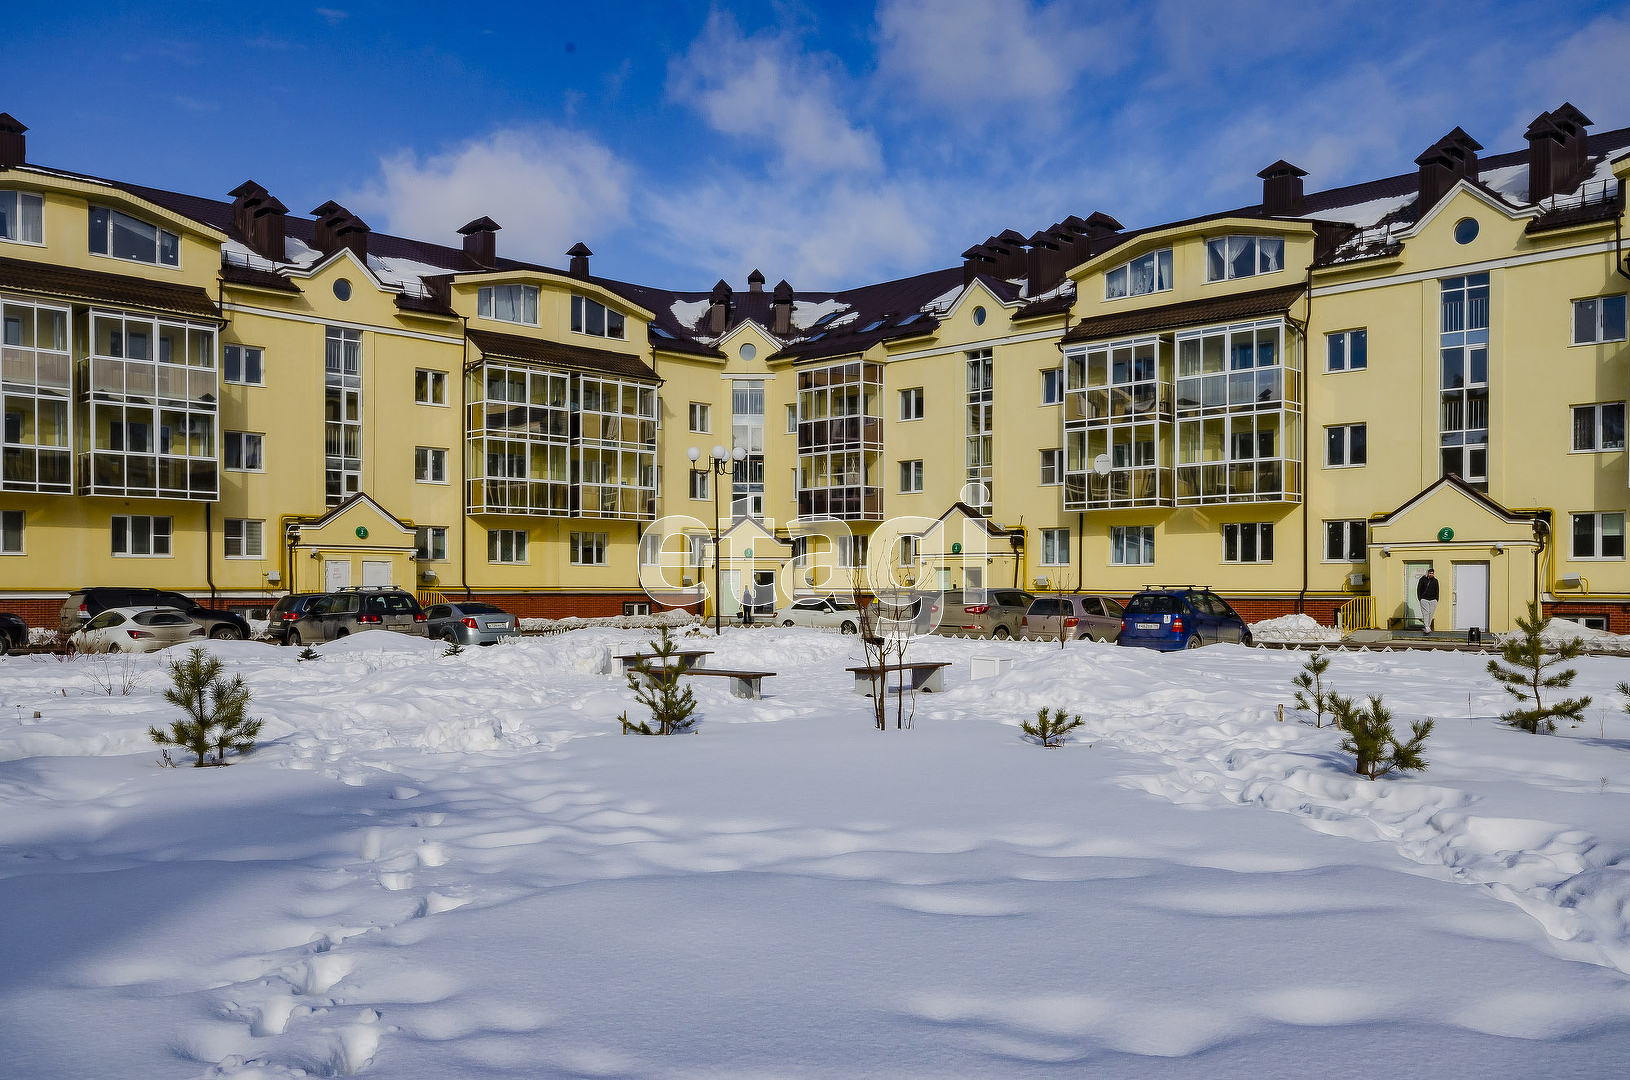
204,502 -> 217,604
460,315 -> 473,602
1293,266 -> 1314,616
1075,511 -> 1085,593
1616,199 -> 1630,283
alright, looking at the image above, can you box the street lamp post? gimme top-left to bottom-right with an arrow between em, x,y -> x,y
688,444 -> 746,635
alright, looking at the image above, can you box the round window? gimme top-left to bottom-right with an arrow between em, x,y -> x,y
1453,218 -> 1479,245
333,278 -> 353,301
972,306 -> 987,325
740,343 -> 757,361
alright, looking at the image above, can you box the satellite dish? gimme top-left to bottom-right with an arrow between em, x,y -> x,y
1092,454 -> 1111,476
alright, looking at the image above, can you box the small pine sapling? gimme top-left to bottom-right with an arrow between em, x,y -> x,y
150,647 -> 261,766
618,627 -> 699,736
1291,652 -> 1333,727
1486,601 -> 1591,734
443,639 -> 465,658
1022,706 -> 1083,748
297,645 -> 320,662
1338,693 -> 1433,780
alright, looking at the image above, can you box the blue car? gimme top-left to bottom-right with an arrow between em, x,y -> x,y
1116,587 -> 1252,651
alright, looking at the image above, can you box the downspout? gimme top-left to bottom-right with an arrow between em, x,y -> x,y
204,502 -> 217,604
460,315 -> 472,601
1534,515 -> 1549,611
1075,512 -> 1085,593
1616,196 -> 1630,283
1293,265 -> 1314,616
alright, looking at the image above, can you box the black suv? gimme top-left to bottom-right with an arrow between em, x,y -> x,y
59,588 -> 251,641
266,592 -> 328,645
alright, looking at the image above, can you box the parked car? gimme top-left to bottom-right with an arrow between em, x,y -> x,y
70,607 -> 206,654
59,588 -> 251,641
1019,594 -> 1125,642
425,601 -> 519,646
0,611 -> 29,653
288,588 -> 427,645
774,596 -> 862,633
266,593 -> 329,645
865,591 -> 940,636
1117,588 -> 1251,651
934,589 -> 1035,639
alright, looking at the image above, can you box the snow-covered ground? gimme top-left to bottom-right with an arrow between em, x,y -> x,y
4,630 -> 1630,1077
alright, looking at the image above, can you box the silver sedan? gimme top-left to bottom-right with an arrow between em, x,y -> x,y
424,602 -> 520,646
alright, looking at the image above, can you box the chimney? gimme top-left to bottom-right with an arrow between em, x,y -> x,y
310,201 -> 369,261
0,113 -> 26,169
747,268 -> 765,293
1415,128 -> 1482,217
229,181 -> 288,262
1257,160 -> 1308,216
772,279 -> 794,336
1548,102 -> 1594,196
1526,113 -> 1565,203
709,279 -> 733,334
567,241 -> 592,278
962,243 -> 998,286
459,216 -> 501,268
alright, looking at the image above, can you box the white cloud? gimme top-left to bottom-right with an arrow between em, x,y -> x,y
1512,12 -> 1630,144
874,0 -> 1098,119
348,127 -> 631,267
666,10 -> 880,175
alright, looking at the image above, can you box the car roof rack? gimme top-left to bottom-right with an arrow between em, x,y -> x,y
1141,584 -> 1209,591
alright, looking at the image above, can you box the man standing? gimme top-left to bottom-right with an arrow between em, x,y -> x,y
1417,567 -> 1440,631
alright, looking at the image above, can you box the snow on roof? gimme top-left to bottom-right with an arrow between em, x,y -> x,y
923,285 -> 963,315
1300,191 -> 1416,229
670,299 -> 711,330
790,299 -> 848,330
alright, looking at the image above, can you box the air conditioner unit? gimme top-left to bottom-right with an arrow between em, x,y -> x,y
1558,574 -> 1584,590
1033,577 -> 1050,589
266,570 -> 281,585
1347,572 -> 1368,588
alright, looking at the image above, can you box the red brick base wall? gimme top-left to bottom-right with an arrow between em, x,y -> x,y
1,597 -> 65,626
1543,601 -> 1630,635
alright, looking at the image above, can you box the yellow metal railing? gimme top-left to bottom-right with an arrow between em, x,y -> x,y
1338,595 -> 1376,632
417,588 -> 449,608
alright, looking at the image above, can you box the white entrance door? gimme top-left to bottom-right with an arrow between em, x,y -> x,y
1453,562 -> 1490,631
362,560 -> 392,587
1404,561 -> 1432,624
324,559 -> 352,591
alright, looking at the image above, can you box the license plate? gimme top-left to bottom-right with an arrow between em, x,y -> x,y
1137,622 -> 1160,630
484,621 -> 507,629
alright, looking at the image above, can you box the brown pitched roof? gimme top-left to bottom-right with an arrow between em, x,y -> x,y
466,327 -> 659,382
394,292 -> 457,318
0,254 -> 219,320
219,262 -> 301,293
1061,282 -> 1307,344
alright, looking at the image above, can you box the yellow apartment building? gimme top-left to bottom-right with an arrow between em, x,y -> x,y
1,104 -> 1626,633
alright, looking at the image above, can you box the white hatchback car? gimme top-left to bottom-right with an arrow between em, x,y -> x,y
774,596 -> 862,634
72,607 -> 207,654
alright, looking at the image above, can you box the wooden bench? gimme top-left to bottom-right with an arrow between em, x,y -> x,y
846,661 -> 951,696
614,649 -> 711,675
684,668 -> 775,700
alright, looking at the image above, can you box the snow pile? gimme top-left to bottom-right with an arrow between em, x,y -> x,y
518,610 -> 698,634
789,298 -> 847,329
27,626 -> 59,646
669,298 -> 711,329
1249,613 -> 1343,644
1524,618 -> 1630,654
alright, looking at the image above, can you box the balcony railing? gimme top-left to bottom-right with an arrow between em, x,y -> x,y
797,415 -> 883,452
2,446 -> 72,493
467,478 -> 572,516
1066,467 -> 1171,510
2,348 -> 71,392
1175,459 -> 1302,504
797,486 -> 883,520
78,452 -> 217,500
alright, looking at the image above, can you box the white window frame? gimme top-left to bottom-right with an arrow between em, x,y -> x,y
899,459 -> 924,493
899,387 -> 925,421
1572,402 -> 1626,453
0,190 -> 44,245
1039,448 -> 1063,486
112,514 -> 172,557
1103,247 -> 1173,300
224,518 -> 264,559
1325,329 -> 1367,372
688,470 -> 710,500
786,403 -> 798,433
1040,527 -> 1070,566
1324,423 -> 1367,468
1572,295 -> 1628,346
415,525 -> 448,562
1110,525 -> 1154,566
1204,235 -> 1284,283
88,205 -> 179,268
415,446 -> 449,484
570,530 -> 609,566
488,528 -> 528,564
897,534 -> 919,568
477,284 -> 539,326
224,430 -> 264,472
415,368 -> 447,405
1571,511 -> 1626,561
0,508 -> 22,554
689,402 -> 711,433
1222,522 -> 1273,564
1040,368 -> 1064,405
571,294 -> 627,340
223,344 -> 264,386
1323,519 -> 1367,563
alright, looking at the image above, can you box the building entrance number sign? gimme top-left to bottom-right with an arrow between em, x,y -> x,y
355,526 -> 369,539
1437,527 -> 1454,542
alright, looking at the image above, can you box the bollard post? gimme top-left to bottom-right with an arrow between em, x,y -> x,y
1277,703 -> 1284,723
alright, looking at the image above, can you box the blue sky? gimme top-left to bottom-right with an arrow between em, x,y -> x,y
5,1 -> 1628,289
